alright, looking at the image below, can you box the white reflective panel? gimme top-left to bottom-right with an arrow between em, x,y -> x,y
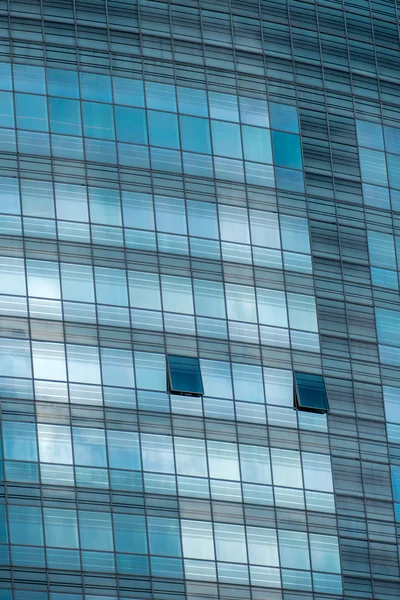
0,256 -> 26,295
214,523 -> 247,563
232,363 -> 264,403
225,283 -> 257,323
38,423 -> 73,464
207,440 -> 240,481
161,275 -> 194,314
302,452 -> 333,492
66,344 -> 101,384
32,341 -> 67,381
200,359 -> 233,399
246,526 -> 279,566
27,259 -> 61,299
184,559 -> 216,581
128,271 -> 161,311
271,448 -> 303,488
239,444 -> 271,485
256,288 -> 288,327
383,385 -> 400,424
249,210 -> 280,249
181,520 -> 215,560
287,293 -> 318,332
263,368 -> 293,407
218,205 -> 250,244
141,433 -> 175,473
174,437 -> 208,477
0,338 -> 32,378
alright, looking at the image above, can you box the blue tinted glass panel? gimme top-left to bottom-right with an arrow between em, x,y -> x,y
272,131 -> 302,169
82,102 -> 115,139
14,64 -> 46,95
242,126 -> 272,163
80,72 -> 112,102
294,372 -> 329,412
0,92 -> 14,127
0,63 -> 12,91
146,82 -> 176,112
148,517 -> 182,557
209,92 -> 239,122
385,126 -> 400,155
47,68 -> 79,98
239,97 -> 269,128
356,120 -> 384,150
115,106 -> 147,144
211,121 -> 242,159
270,103 -> 299,133
359,148 -> 387,186
167,355 -> 204,396
177,87 -> 208,117
148,111 -> 179,149
113,77 -> 144,107
180,116 -> 211,154
387,154 -> 400,189
15,94 -> 48,131
49,98 -> 81,135
114,514 -> 147,553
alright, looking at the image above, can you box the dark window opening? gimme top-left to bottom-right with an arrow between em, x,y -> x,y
167,355 -> 204,396
294,371 -> 329,413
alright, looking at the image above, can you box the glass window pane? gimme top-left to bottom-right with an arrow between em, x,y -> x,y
141,434 -> 175,473
226,283 -> 257,322
384,125 -> 400,155
47,68 -> 79,98
200,359 -> 233,399
359,148 -> 387,186
122,191 -> 154,230
167,355 -> 204,395
66,344 -> 101,385
49,97 -> 81,135
209,92 -> 239,122
155,195 -> 187,235
100,347 -> 135,388
82,102 -> 115,140
269,103 -> 299,133
161,275 -> 193,314
278,530 -> 309,569
271,448 -> 303,488
89,187 -> 122,226
44,508 -> 79,548
214,523 -> 246,563
174,437 -> 208,477
38,424 -> 73,464
207,441 -> 240,480
148,111 -> 179,148
15,93 -> 48,131
239,97 -> 269,127
294,372 -> 329,412
3,421 -> 37,461
219,205 -> 250,243
356,120 -> 384,150
211,120 -> 242,159
61,263 -> 94,303
239,444 -> 271,484
287,293 -> 318,331
232,363 -> 264,403
181,520 -> 214,560
310,534 -> 340,573
257,288 -> 288,327
148,517 -> 181,556
146,82 -> 176,112
79,510 -> 113,550
113,77 -> 144,107
242,126 -> 272,163
114,513 -> 147,553
9,506 -> 43,546
302,452 -> 333,491
247,527 -> 279,566
272,131 -> 302,169
115,106 -> 147,144
187,201 -> 219,239
177,87 -> 208,117
107,430 -> 141,470
180,116 -> 211,154
128,271 -> 161,310
73,427 -> 107,467
80,72 -> 112,102
135,352 -> 166,391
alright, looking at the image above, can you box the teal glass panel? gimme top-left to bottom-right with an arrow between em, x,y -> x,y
80,72 -> 112,102
362,183 -> 390,209
187,200 -> 219,239
239,97 -> 269,128
148,111 -> 179,149
0,63 -> 12,91
82,102 -> 115,139
3,422 -> 37,461
49,97 -> 81,135
209,92 -> 239,122
43,508 -> 79,548
146,82 -> 176,112
371,267 -> 398,290
275,168 -> 304,192
368,230 -> 396,269
13,64 -> 46,95
114,514 -> 148,553
180,115 -> 211,154
113,77 -> 144,107
384,125 -> 400,155
211,120 -> 242,158
376,308 -> 400,346
115,106 -> 147,144
9,506 -> 43,545
148,517 -> 182,556
242,126 -> 272,163
167,355 -> 204,396
356,120 -> 384,150
387,153 -> 400,189
79,511 -> 113,551
47,68 -> 79,98
272,131 -> 302,169
177,87 -> 208,117
359,148 -> 387,186
0,92 -> 14,127
269,103 -> 299,133
15,94 -> 48,131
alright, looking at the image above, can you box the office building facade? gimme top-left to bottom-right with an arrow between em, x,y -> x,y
0,0 -> 398,599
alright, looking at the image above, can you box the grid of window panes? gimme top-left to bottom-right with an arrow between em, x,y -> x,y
0,0 -> 399,599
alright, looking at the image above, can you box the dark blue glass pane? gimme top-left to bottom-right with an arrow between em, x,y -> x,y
167,355 -> 204,396
294,372 -> 329,412
272,131 -> 302,169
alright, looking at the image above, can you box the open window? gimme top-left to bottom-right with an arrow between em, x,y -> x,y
167,355 -> 204,397
294,372 -> 329,413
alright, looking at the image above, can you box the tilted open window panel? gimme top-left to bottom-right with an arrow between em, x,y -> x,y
167,355 -> 204,397
294,372 -> 329,413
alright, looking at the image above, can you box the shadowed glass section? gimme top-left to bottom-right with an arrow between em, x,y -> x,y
167,355 -> 204,396
294,372 -> 329,413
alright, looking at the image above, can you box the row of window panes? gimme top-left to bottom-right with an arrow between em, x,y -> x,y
0,423 -> 333,490
0,95 -> 302,170
0,129 -> 305,190
0,178 -> 311,249
0,508 -> 340,573
0,266 -> 318,330
0,343 -> 321,398
0,64 -> 300,132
